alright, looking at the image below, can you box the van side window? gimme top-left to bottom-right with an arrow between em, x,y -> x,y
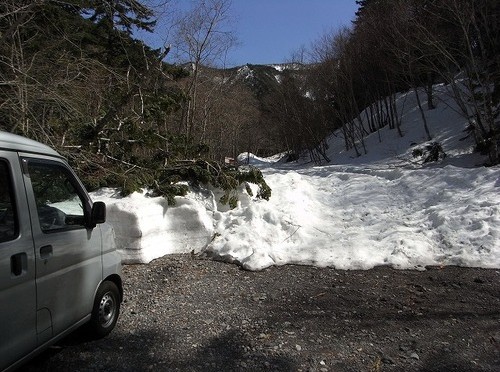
27,161 -> 86,232
0,160 -> 18,242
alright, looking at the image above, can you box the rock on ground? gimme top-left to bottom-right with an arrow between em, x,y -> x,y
24,254 -> 500,371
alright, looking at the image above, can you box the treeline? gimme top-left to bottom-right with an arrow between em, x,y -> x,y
265,0 -> 499,165
1,0 -> 498,203
0,0 -> 269,202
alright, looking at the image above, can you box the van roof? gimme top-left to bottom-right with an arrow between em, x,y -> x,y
0,131 -> 61,157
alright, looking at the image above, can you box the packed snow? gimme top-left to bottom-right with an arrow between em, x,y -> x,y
92,83 -> 500,271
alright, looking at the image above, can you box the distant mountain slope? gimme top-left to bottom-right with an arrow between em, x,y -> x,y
225,63 -> 307,98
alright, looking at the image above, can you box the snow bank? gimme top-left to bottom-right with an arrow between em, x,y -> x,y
204,165 -> 500,270
91,83 -> 500,270
92,188 -> 215,263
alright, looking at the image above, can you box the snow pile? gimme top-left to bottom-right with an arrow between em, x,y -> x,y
92,188 -> 215,264
91,84 -> 500,270
205,164 -> 499,270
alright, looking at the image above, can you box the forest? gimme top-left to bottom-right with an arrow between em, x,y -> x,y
0,0 -> 498,200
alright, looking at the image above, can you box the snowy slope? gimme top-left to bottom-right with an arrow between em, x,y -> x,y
92,84 -> 500,271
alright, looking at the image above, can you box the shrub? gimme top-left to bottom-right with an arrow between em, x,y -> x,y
412,142 -> 446,163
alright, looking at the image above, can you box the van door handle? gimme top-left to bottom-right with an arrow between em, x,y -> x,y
40,245 -> 53,259
11,253 -> 27,276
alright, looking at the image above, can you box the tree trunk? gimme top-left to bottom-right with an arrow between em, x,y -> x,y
426,72 -> 435,110
414,87 -> 432,141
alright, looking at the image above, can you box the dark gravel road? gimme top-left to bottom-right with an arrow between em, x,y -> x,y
24,254 -> 500,371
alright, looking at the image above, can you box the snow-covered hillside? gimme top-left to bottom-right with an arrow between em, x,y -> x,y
93,83 -> 499,271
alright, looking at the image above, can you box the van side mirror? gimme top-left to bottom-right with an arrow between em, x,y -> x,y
90,201 -> 106,227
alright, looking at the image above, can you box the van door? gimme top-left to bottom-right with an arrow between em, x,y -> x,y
0,154 -> 37,369
21,156 -> 103,341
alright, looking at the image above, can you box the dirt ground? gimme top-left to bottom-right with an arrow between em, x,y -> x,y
23,254 -> 500,371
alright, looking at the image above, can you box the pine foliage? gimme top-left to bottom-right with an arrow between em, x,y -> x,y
0,0 -> 272,206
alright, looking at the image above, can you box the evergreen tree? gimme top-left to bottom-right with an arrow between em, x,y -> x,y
0,0 -> 272,205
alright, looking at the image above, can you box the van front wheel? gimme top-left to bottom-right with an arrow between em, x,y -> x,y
89,281 -> 120,338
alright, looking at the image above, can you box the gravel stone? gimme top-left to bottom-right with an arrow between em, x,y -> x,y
23,254 -> 500,371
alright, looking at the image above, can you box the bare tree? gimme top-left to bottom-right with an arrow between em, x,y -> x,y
405,0 -> 499,163
172,0 -> 237,153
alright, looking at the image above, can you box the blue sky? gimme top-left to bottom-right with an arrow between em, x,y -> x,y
138,0 -> 359,67
227,0 -> 359,66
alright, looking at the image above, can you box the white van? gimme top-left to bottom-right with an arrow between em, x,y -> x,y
0,132 -> 122,371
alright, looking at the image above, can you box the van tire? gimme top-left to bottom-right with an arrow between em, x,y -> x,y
89,281 -> 120,338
